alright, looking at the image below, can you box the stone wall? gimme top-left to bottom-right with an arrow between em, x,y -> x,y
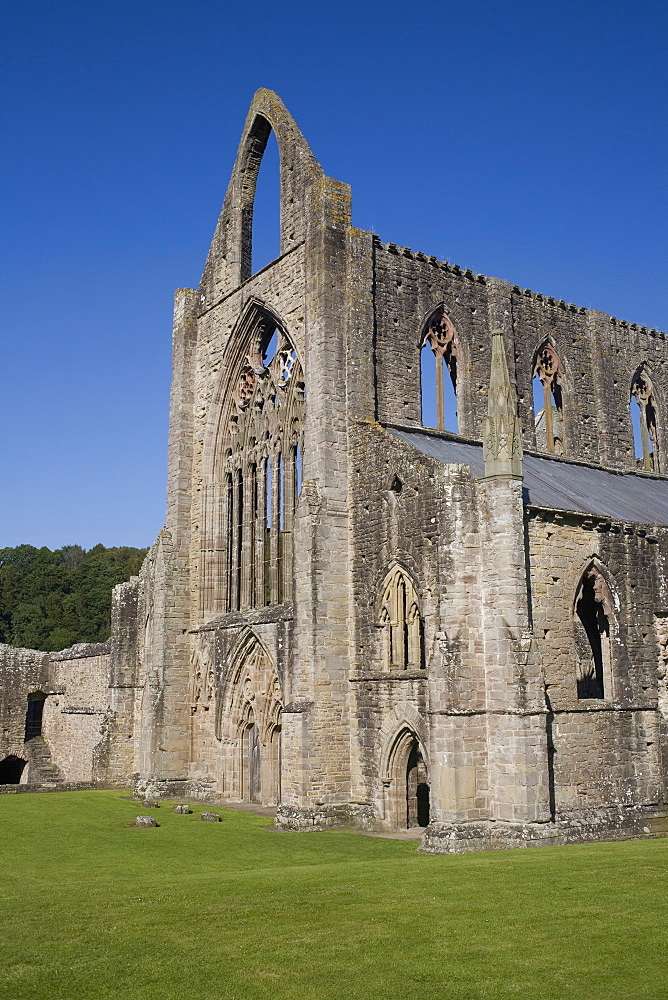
371,240 -> 668,470
0,641 -> 110,785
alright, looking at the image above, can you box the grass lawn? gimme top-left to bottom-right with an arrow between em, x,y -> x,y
0,791 -> 666,1000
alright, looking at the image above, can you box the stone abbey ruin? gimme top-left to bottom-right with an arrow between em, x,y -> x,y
2,90 -> 668,851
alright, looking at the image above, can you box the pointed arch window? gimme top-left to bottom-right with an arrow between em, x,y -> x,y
574,566 -> 615,700
251,127 -> 281,275
630,368 -> 659,472
421,307 -> 459,432
216,306 -> 304,616
378,567 -> 423,670
532,343 -> 565,455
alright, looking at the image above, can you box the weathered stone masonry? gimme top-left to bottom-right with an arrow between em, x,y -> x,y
2,89 -> 667,851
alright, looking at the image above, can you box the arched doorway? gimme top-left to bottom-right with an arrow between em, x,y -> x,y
242,718 -> 261,804
0,756 -> 27,784
383,727 -> 430,830
406,740 -> 430,828
216,631 -> 283,805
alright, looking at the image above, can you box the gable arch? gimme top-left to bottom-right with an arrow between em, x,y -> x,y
202,89 -> 325,296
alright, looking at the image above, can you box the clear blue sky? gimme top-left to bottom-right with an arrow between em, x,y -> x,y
2,0 -> 666,550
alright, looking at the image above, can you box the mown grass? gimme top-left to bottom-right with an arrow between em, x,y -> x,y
0,791 -> 666,1000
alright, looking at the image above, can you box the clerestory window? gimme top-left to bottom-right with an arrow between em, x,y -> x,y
532,342 -> 565,456
420,307 -> 459,433
630,367 -> 659,472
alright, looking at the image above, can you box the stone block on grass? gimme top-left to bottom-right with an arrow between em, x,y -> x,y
200,811 -> 221,822
135,815 -> 158,827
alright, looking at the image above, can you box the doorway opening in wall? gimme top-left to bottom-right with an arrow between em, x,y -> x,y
385,728 -> 430,829
243,720 -> 261,803
406,739 -> 430,828
24,693 -> 46,741
0,755 -> 27,784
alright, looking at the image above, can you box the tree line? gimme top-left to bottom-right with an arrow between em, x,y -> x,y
0,544 -> 147,652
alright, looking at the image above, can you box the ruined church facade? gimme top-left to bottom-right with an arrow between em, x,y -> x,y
3,90 -> 668,852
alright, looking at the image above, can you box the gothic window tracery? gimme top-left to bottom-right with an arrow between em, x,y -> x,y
221,314 -> 304,612
420,307 -> 459,433
378,567 -> 423,670
630,367 -> 659,472
532,342 -> 565,455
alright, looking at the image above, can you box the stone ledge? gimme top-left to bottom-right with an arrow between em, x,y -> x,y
420,806 -> 668,854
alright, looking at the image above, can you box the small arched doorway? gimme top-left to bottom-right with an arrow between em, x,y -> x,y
384,728 -> 430,830
241,713 -> 262,804
0,755 -> 28,784
406,740 -> 430,828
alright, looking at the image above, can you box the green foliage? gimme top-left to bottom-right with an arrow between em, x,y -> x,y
1,791 -> 667,1000
0,544 -> 147,650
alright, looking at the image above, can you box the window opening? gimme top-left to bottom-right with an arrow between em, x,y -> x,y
631,369 -> 659,471
24,693 -> 46,741
249,463 -> 258,608
278,453 -> 285,531
295,443 -> 302,498
251,128 -> 281,275
218,313 -> 304,614
263,329 -> 278,366
264,457 -> 272,606
226,472 -> 234,612
235,470 -> 243,611
533,344 -> 564,455
574,571 -> 610,699
277,452 -> 284,603
421,307 -> 458,432
379,568 -> 423,670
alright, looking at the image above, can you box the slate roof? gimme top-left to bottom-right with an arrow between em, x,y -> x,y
389,427 -> 668,528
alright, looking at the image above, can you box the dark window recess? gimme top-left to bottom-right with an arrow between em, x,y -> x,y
24,694 -> 46,741
575,575 -> 609,699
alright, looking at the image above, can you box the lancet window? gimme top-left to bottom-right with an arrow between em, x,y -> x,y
532,342 -> 565,455
630,367 -> 659,472
221,314 -> 304,612
378,567 -> 423,670
574,566 -> 614,700
420,307 -> 459,433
